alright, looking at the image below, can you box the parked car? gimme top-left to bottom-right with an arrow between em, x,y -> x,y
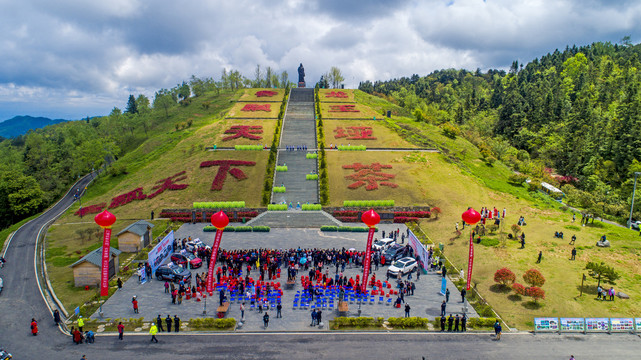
373,238 -> 396,251
0,347 -> 12,359
155,264 -> 192,283
170,252 -> 202,269
383,244 -> 407,262
627,220 -> 641,230
387,257 -> 418,277
185,238 -> 205,252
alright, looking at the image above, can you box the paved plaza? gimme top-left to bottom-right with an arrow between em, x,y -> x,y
92,222 -> 477,331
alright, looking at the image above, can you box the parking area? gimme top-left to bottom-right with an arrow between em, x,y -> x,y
91,223 -> 477,331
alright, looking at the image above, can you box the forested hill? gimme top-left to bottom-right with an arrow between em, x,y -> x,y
359,41 -> 641,221
0,116 -> 68,138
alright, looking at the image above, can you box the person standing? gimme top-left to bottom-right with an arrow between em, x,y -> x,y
316,310 -> 322,326
570,248 -> 576,260
493,319 -> 500,338
53,309 -> 61,326
276,303 -> 282,318
496,322 -> 502,340
461,313 -> 467,332
117,322 -> 124,340
454,314 -> 460,332
149,323 -> 158,343
31,318 -> 38,336
117,277 -> 123,291
520,233 -> 525,249
404,303 -> 411,318
460,289 -> 467,303
447,314 -> 453,332
609,287 -> 615,301
174,315 -> 180,333
77,316 -> 84,332
263,312 -> 270,328
165,315 -> 172,333
132,296 -> 139,314
536,251 -> 543,264
441,300 -> 447,317
156,315 -> 164,332
240,303 -> 246,321
445,288 -> 450,303
310,310 -> 317,326
440,316 -> 446,331
164,281 -> 170,293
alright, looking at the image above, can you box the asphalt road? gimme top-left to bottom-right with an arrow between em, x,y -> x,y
0,173 -> 639,359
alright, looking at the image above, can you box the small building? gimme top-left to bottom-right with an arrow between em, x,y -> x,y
70,247 -> 121,287
116,220 -> 155,252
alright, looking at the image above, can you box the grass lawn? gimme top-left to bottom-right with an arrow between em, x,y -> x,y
324,120 -> 417,148
211,119 -> 276,147
319,88 -> 355,103
239,88 -> 285,103
320,102 -> 381,119
226,101 -> 280,118
326,151 -> 434,206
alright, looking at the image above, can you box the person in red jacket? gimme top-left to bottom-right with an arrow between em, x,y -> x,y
117,322 -> 125,340
30,318 -> 38,336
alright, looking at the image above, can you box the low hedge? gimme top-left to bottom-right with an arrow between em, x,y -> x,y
203,226 -> 270,232
337,145 -> 366,151
331,317 -> 384,329
394,217 -> 420,223
252,226 -> 270,232
193,201 -> 246,209
321,225 -> 376,232
343,200 -> 395,207
302,204 -> 322,211
306,174 -> 318,180
188,318 -> 236,330
306,153 -> 318,159
273,186 -> 286,193
321,225 -> 338,232
387,317 -> 429,329
276,165 -> 288,172
268,204 -> 287,211
235,145 -> 262,150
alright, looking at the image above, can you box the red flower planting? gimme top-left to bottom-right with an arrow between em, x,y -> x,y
200,160 -> 256,190
393,217 -> 419,223
146,171 -> 189,199
241,104 -> 271,112
329,104 -> 359,112
109,188 -> 147,209
334,126 -> 376,140
394,211 -> 431,218
343,162 -> 398,191
325,91 -> 348,98
333,210 -> 360,217
335,216 -> 360,223
223,125 -> 263,141
74,203 -> 106,217
255,90 -> 278,97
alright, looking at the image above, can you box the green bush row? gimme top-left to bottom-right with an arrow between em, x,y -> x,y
387,317 -> 428,329
302,204 -> 322,211
332,317 -> 384,329
203,226 -> 270,232
321,225 -> 377,232
337,145 -> 366,151
273,186 -> 286,193
193,201 -> 246,209
267,204 -> 287,211
235,145 -> 262,150
306,174 -> 318,180
261,86 -> 290,206
275,165 -> 288,172
188,318 -> 236,330
306,153 -> 318,159
343,200 -> 395,207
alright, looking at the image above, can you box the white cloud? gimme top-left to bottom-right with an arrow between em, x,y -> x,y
0,0 -> 640,120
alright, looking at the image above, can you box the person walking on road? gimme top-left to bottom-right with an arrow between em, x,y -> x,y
496,322 -> 502,340
149,323 -> 158,343
31,318 -> 38,336
117,322 -> 124,340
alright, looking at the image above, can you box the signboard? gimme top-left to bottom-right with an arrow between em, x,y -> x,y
610,318 -> 634,332
466,233 -> 474,290
139,267 -> 147,284
560,318 -> 585,332
440,277 -> 447,296
148,230 -> 174,273
636,318 -> 641,332
99,228 -> 112,296
407,230 -> 429,271
585,318 -> 609,332
534,317 -> 559,332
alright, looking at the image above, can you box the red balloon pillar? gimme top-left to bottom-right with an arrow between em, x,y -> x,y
94,210 -> 116,297
206,211 -> 229,293
360,209 -> 380,293
461,207 -> 481,291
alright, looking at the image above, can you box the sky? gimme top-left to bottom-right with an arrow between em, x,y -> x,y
1,0 -> 640,121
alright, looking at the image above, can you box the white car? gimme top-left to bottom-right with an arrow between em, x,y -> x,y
185,238 -> 205,252
387,257 -> 418,277
373,238 -> 396,250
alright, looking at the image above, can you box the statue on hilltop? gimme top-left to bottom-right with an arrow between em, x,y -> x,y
298,63 -> 305,87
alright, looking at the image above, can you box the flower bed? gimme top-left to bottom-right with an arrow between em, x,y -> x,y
335,216 -> 359,222
325,91 -> 349,98
394,211 -> 431,218
333,210 -> 359,217
343,200 -> 395,207
329,104 -> 359,112
223,125 -> 263,141
256,90 -> 278,97
343,162 -> 398,190
241,104 -> 271,112
193,201 -> 246,209
147,171 -> 188,199
393,217 -> 420,223
74,203 -> 106,217
200,160 -> 256,191
108,188 -> 147,208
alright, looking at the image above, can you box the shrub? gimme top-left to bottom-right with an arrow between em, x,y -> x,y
203,226 -> 216,232
510,224 -> 522,237
512,283 -> 526,296
480,238 -> 499,247
275,165 -> 288,172
494,268 -> 516,286
193,201 -> 246,209
467,317 -> 499,330
320,225 -> 338,232
306,153 -> 318,159
337,145 -> 366,151
441,123 -> 460,139
301,204 -> 322,211
387,317 -> 428,329
508,173 -> 527,186
343,200 -> 394,207
251,226 -> 270,232
306,174 -> 318,180
526,286 -> 545,302
267,204 -> 287,211
234,145 -> 262,150
523,269 -> 545,287
431,206 -> 441,219
273,186 -> 286,193
188,318 -> 236,330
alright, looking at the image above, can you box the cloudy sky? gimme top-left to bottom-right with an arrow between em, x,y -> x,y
1,0 -> 640,120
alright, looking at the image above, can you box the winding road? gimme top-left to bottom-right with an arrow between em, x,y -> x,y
0,173 -> 638,360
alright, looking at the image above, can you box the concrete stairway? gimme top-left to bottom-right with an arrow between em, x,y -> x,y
246,210 -> 341,228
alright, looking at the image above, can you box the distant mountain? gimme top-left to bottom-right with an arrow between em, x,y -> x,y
0,115 -> 68,138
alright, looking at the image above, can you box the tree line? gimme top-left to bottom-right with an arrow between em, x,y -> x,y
359,41 -> 641,222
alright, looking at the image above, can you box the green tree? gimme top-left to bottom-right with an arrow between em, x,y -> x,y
153,89 -> 174,118
0,171 -> 44,226
135,94 -> 150,113
279,71 -> 289,88
125,94 -> 138,114
327,66 -> 345,88
585,261 -> 620,287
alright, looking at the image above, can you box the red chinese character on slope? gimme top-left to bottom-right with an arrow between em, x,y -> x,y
200,160 -> 256,191
342,162 -> 398,191
255,90 -> 278,97
326,91 -> 348,98
241,104 -> 271,112
329,104 -> 359,112
223,125 -> 263,141
334,126 -> 376,140
146,171 -> 189,199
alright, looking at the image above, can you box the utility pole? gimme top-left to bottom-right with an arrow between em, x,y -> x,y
628,172 -> 641,229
